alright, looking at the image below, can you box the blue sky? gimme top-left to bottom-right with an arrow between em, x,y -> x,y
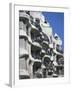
42,12 -> 64,50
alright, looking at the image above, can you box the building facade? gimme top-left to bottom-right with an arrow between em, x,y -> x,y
19,11 -> 64,79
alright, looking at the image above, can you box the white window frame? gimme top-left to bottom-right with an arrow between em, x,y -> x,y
9,3 -> 70,87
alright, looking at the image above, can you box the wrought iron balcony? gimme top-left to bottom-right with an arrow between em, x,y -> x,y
43,55 -> 51,67
42,40 -> 49,49
32,52 -> 41,59
31,36 -> 42,44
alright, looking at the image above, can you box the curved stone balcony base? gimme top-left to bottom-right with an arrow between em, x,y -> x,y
34,59 -> 42,63
19,69 -> 29,76
32,42 -> 42,51
28,36 -> 32,44
19,30 -> 28,39
42,41 -> 49,45
29,55 -> 35,62
29,55 -> 41,63
44,55 -> 51,59
19,48 -> 29,58
19,12 -> 30,20
53,49 -> 63,56
31,24 -> 40,35
19,69 -> 30,79
49,43 -> 53,49
41,49 -> 46,54
41,64 -> 46,69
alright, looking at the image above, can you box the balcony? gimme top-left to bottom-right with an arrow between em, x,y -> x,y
49,43 -> 53,49
31,42 -> 42,51
31,25 -> 40,35
19,69 -> 30,79
42,40 -> 49,49
29,55 -> 42,64
29,55 -> 35,62
33,60 -> 42,74
19,30 -> 28,39
19,48 -> 29,58
53,49 -> 63,56
53,60 -> 64,77
28,36 -> 32,44
41,49 -> 46,54
42,40 -> 49,45
19,69 -> 29,75
34,59 -> 41,63
44,55 -> 51,59
19,12 -> 30,22
31,36 -> 42,44
41,64 -> 46,69
31,23 -> 38,30
43,55 -> 51,67
31,21 -> 41,35
32,54 -> 41,59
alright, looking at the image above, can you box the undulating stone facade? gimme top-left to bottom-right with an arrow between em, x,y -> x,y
19,11 -> 64,79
